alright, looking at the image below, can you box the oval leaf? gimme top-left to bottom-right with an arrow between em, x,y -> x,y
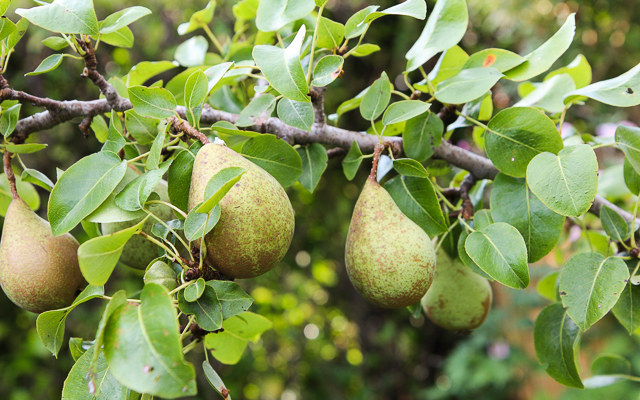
240,134 -> 302,187
128,86 -> 177,119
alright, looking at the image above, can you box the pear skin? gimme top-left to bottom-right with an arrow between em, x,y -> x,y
422,249 -> 492,332
101,180 -> 173,270
0,198 -> 85,313
188,144 -> 295,279
345,177 -> 436,309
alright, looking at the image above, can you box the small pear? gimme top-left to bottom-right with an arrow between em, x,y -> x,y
345,172 -> 436,309
421,249 -> 492,332
188,143 -> 295,279
101,180 -> 174,270
0,198 -> 85,313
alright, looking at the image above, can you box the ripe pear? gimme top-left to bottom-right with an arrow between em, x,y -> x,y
0,197 -> 85,313
188,143 -> 295,279
345,176 -> 436,309
421,249 -> 492,332
101,179 -> 173,270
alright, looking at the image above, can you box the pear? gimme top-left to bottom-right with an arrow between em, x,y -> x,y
188,143 -> 295,279
421,249 -> 492,332
0,198 -> 85,313
345,175 -> 436,309
101,180 -> 173,270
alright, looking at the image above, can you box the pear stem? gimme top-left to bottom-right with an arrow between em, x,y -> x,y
3,151 -> 17,199
369,143 -> 385,181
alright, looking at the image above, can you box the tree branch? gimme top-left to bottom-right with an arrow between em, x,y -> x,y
7,94 -> 634,224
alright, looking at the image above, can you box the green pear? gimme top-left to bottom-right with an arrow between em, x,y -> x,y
188,143 -> 295,279
421,249 -> 492,332
0,198 -> 85,313
345,177 -> 436,309
101,180 -> 173,270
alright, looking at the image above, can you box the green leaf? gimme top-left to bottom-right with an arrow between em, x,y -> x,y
208,281 -> 254,319
205,311 -> 272,365
537,271 -> 560,302
316,17 -> 344,49
616,124 -> 640,174
68,338 -> 86,362
100,6 -> 151,34
362,0 -> 427,24
382,100 -> 430,126
312,55 -> 344,87
202,361 -> 231,399
115,162 -> 171,211
240,134 -> 303,187
21,168 -> 54,190
402,111 -> 443,162
124,110 -> 159,145
125,61 -> 177,87
601,205 -> 630,242
465,222 -> 529,289
146,127 -> 166,170
612,265 -> 640,334
434,67 -> 503,104
462,48 -> 525,72
204,62 -> 234,94
277,98 -> 314,131
16,0 -> 99,35
457,230 -> 492,279
564,62 -> 640,106
360,71 -> 391,121
184,278 -> 206,302
546,54 -> 592,89
252,26 -> 310,103
0,1 -> 11,16
624,158 -> 640,196
526,144 -> 598,217
36,285 -> 104,357
62,345 -> 131,400
88,290 -> 127,382
559,253 -> 629,331
90,115 -> 108,143
6,18 -> 28,51
485,107 -> 564,178
78,220 -> 144,286
534,303 -> 583,388
168,142 -> 203,214
342,141 -> 364,181
184,69 -> 208,127
384,175 -> 447,237
473,209 -> 493,231
104,283 -> 197,397
3,143 -> 47,154
49,151 -> 127,236
128,86 -> 177,119
0,172 -> 39,216
297,143 -> 327,193
505,14 -> 576,82
178,286 -> 223,331
144,260 -> 178,290
405,0 -> 468,72
513,74 -> 576,114
184,204 -> 221,241
421,46 -> 469,86
174,36 -> 208,68
101,110 -> 125,154
344,6 -> 379,39
392,158 -> 429,178
100,26 -> 133,48
0,103 -> 20,138
236,94 -> 277,127
583,355 -> 633,389
27,54 -> 66,76
83,167 -> 146,223
490,173 -> 564,263
351,43 -> 380,58
177,1 -> 215,35
255,0 -> 314,32
196,167 -> 246,214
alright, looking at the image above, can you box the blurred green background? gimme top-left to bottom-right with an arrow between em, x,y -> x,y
2,0 -> 640,399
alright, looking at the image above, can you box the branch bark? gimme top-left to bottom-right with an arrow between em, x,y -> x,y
7,92 -> 634,223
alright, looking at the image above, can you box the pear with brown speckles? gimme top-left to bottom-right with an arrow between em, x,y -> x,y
345,175 -> 436,309
421,249 -> 492,332
0,198 -> 85,313
188,143 -> 295,279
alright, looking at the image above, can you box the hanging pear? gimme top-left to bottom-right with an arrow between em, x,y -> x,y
0,197 -> 85,313
345,145 -> 436,309
188,143 -> 295,279
421,249 -> 492,332
101,178 -> 174,270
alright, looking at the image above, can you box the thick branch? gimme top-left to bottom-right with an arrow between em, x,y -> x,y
10,97 -> 633,223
